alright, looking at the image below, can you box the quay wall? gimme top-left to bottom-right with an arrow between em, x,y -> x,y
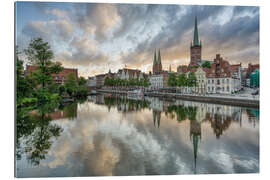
96,90 -> 259,108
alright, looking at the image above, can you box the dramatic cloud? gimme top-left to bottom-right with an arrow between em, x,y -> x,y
16,2 -> 259,77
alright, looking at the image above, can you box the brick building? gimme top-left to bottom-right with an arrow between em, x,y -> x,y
26,65 -> 78,85
190,16 -> 202,66
205,54 -> 241,94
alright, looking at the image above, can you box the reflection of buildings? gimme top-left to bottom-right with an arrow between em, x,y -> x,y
246,108 -> 259,128
153,111 -> 161,128
148,97 -> 164,112
30,103 -> 78,121
190,119 -> 201,174
205,104 -> 241,138
96,95 -> 105,104
207,114 -> 231,139
174,100 -> 243,138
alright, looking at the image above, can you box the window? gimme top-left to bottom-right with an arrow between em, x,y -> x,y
227,86 -> 230,92
222,79 -> 224,83
55,76 -> 58,80
212,79 -> 214,83
227,79 -> 229,83
208,80 -> 210,84
62,76 -> 65,80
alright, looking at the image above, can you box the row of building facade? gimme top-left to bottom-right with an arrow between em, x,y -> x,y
86,16 -> 259,95
147,16 -> 259,94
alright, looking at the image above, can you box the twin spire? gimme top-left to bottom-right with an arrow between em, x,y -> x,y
153,49 -> 161,65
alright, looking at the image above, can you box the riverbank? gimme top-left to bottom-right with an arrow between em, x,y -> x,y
97,89 -> 259,108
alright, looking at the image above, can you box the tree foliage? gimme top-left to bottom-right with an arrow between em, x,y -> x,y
104,76 -> 150,87
24,38 -> 63,89
202,61 -> 211,68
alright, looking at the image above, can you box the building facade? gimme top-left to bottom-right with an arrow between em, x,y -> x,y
205,54 -> 241,94
87,76 -> 97,87
195,67 -> 207,95
117,68 -> 144,80
95,74 -> 107,88
149,72 -> 169,90
26,65 -> 78,85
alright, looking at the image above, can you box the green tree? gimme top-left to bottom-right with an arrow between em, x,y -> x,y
64,73 -> 77,96
177,73 -> 187,87
78,76 -> 87,86
187,72 -> 197,94
24,38 -> 63,89
202,61 -> 211,68
104,76 -> 112,86
168,73 -> 177,87
143,78 -> 150,87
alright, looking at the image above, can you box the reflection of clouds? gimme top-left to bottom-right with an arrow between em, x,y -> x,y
24,101 -> 258,177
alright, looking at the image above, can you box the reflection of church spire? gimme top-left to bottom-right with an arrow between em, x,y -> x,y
190,119 -> 201,174
153,111 -> 156,127
192,133 -> 200,174
153,110 -> 161,128
157,112 -> 161,128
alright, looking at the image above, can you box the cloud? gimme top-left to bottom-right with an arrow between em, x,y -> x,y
18,3 -> 259,77
46,8 -> 69,19
72,3 -> 121,41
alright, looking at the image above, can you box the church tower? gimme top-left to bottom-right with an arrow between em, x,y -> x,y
190,16 -> 202,66
153,49 -> 163,74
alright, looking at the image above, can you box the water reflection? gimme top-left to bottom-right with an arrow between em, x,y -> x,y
16,95 -> 259,177
16,102 -> 78,166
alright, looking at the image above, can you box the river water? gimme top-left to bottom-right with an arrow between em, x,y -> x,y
15,94 -> 259,177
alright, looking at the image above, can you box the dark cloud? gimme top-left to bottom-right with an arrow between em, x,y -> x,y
18,3 -> 259,76
118,5 -> 259,68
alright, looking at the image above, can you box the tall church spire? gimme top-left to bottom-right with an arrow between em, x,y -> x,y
158,49 -> 161,64
193,16 -> 199,46
153,50 -> 157,65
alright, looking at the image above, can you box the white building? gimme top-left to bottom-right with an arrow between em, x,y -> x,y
149,72 -> 169,90
87,76 -> 96,87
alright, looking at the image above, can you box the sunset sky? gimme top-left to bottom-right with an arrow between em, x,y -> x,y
16,2 -> 259,78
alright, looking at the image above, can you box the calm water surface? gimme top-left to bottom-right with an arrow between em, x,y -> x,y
16,95 -> 259,177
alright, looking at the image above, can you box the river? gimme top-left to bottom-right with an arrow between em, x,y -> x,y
15,94 -> 259,177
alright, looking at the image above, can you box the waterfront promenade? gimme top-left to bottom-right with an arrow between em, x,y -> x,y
96,89 -> 259,108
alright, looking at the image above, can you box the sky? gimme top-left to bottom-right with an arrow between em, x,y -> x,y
15,2 -> 259,78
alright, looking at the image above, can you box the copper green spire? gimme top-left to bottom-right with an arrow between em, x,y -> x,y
193,16 -> 199,46
158,49 -> 161,64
